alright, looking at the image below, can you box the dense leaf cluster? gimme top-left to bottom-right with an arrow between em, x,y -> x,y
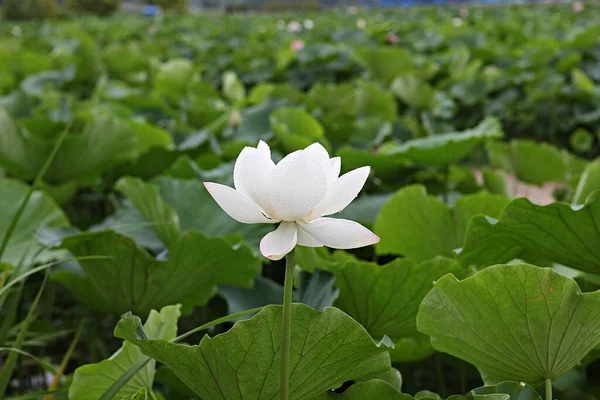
1,4 -> 600,399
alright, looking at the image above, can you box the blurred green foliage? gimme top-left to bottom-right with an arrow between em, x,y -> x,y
2,0 -> 57,20
67,0 -> 120,16
145,0 -> 187,11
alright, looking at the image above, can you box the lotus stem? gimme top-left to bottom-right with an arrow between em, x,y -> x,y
545,378 -> 552,400
280,251 -> 295,400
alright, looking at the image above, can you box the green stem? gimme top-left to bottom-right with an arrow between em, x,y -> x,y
280,251 -> 295,400
443,165 -> 450,204
545,378 -> 552,400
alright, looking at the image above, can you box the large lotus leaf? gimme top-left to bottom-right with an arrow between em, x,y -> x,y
53,115 -> 138,186
375,185 -> 509,260
391,74 -> 436,110
91,202 -> 164,253
270,107 -> 326,152
351,47 -> 415,85
337,194 -> 391,227
219,270 -> 338,322
566,22 -> 600,50
295,269 -> 339,312
383,117 -> 503,167
1,50 -> 51,80
335,146 -> 410,181
572,159 -> 600,205
459,191 -> 600,273
107,176 -> 270,251
0,179 -> 69,265
128,120 -> 174,156
219,276 -> 284,320
55,230 -> 261,315
153,177 -> 271,248
235,98 -> 288,145
334,257 -> 464,362
0,109 -> 138,183
69,305 -> 181,400
309,83 -> 357,120
485,140 -> 569,186
153,59 -> 196,100
114,304 -> 392,400
115,177 -> 181,247
417,264 -> 600,385
113,147 -> 180,183
355,80 -> 397,122
20,69 -> 72,97
53,33 -> 103,90
185,93 -> 229,130
50,263 -> 111,314
248,83 -> 276,105
294,246 -> 353,274
102,42 -> 148,80
0,108 -> 46,179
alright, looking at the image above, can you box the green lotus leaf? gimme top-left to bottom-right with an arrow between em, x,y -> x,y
334,257 -> 465,362
115,304 -> 392,400
375,185 -> 509,260
459,191 -> 600,273
0,178 -> 69,265
69,305 -> 181,400
417,264 -> 600,385
55,230 -> 261,315
384,117 -> 503,167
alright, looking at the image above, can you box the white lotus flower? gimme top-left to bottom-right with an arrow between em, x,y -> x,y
204,141 -> 380,260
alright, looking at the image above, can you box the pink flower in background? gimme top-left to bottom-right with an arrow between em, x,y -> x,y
290,40 -> 305,51
460,7 -> 469,18
573,1 -> 584,12
386,33 -> 399,45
